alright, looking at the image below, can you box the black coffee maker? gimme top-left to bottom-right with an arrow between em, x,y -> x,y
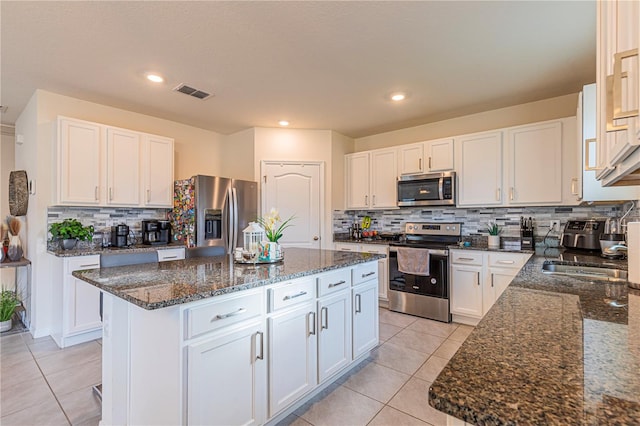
111,224 -> 130,247
142,220 -> 171,245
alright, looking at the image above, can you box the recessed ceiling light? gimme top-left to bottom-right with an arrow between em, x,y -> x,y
279,120 -> 290,126
391,93 -> 406,102
146,73 -> 164,83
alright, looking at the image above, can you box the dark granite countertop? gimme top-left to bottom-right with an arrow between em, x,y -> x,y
429,249 -> 639,425
448,244 -> 535,254
48,242 -> 185,257
73,248 -> 384,310
333,235 -> 392,245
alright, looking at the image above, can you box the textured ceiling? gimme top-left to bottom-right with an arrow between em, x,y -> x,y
1,1 -> 595,138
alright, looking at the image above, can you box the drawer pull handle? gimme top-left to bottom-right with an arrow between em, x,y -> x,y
162,256 -> 178,260
80,264 -> 100,269
362,271 -> 375,278
283,291 -> 307,301
458,257 -> 474,261
497,260 -> 515,264
213,307 -> 246,321
328,280 -> 346,288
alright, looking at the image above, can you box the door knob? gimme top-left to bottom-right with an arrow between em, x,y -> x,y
313,236 -> 319,241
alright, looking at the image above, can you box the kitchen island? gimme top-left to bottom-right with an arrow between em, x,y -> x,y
73,248 -> 383,426
429,250 -> 640,425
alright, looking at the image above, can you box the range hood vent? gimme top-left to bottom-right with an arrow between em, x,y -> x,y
172,84 -> 212,100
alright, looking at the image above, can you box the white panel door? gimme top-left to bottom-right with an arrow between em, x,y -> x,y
58,118 -> 102,205
143,135 -> 174,207
450,266 -> 483,318
107,128 -> 141,206
345,152 -> 371,209
352,280 -> 379,359
456,131 -> 503,206
507,121 -> 562,204
268,303 -> 317,416
262,162 -> 322,249
317,291 -> 351,383
370,148 -> 398,209
398,142 -> 424,175
187,322 -> 266,426
426,138 -> 455,172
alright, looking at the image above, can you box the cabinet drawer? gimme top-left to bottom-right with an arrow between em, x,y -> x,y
65,255 -> 101,273
352,262 -> 378,286
317,268 -> 351,297
186,290 -> 263,339
157,248 -> 185,262
451,251 -> 483,266
487,253 -> 527,269
334,243 -> 359,252
268,278 -> 316,312
359,244 -> 388,255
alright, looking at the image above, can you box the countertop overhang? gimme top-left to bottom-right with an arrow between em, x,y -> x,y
429,250 -> 640,425
72,248 -> 384,310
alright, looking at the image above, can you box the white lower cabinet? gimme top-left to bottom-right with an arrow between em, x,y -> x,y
51,255 -> 102,348
187,320 -> 267,426
317,290 -> 351,382
268,301 -> 317,416
352,279 -> 379,359
334,242 -> 389,301
450,250 -> 530,325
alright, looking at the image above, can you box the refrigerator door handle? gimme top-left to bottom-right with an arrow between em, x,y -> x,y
231,187 -> 239,252
226,187 -> 234,254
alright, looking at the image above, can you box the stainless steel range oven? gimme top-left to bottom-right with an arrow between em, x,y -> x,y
388,222 -> 461,322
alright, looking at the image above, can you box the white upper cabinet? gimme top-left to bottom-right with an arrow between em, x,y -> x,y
370,148 -> 398,208
426,138 -> 454,172
398,138 -> 454,176
580,84 -> 640,201
345,152 -> 371,209
345,148 -> 397,209
143,135 -> 175,207
596,0 -> 640,186
398,142 -> 424,175
54,116 -> 174,207
506,121 -> 562,205
456,131 -> 503,206
56,118 -> 102,205
106,127 -> 141,206
457,119 -> 577,207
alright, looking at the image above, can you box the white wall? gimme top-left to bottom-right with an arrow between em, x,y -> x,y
14,89 -> 226,337
1,127 -> 17,289
331,131 -> 355,211
355,93 -> 580,151
222,128 -> 255,181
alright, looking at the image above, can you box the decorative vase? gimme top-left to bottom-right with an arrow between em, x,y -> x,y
7,235 -> 22,261
488,235 -> 500,249
59,238 -> 78,250
0,318 -> 12,333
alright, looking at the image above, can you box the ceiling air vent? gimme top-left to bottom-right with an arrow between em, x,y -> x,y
172,84 -> 213,100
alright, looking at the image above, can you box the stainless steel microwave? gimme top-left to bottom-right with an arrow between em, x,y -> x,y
397,171 -> 456,207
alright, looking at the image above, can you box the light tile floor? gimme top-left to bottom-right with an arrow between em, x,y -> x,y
0,308 -> 473,426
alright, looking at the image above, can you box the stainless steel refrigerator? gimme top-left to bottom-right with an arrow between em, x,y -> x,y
171,175 -> 258,253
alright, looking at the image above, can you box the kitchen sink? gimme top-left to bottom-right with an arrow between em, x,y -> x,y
541,261 -> 628,282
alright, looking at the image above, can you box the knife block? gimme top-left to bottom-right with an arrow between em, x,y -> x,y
520,231 -> 534,249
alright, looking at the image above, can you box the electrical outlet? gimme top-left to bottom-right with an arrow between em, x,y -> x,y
550,221 -> 560,232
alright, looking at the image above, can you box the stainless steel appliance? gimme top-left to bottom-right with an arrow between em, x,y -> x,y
388,222 -> 461,322
397,171 -> 456,207
110,224 -> 129,247
142,220 -> 171,245
171,175 -> 258,253
560,219 -> 606,251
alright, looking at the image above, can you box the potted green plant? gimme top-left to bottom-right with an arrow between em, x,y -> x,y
0,290 -> 19,332
487,221 -> 501,249
49,219 -> 94,250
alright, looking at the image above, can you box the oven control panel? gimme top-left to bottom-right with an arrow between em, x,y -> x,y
404,222 -> 462,236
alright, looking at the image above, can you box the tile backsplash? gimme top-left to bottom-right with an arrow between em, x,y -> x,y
47,206 -> 169,242
333,201 -> 639,238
